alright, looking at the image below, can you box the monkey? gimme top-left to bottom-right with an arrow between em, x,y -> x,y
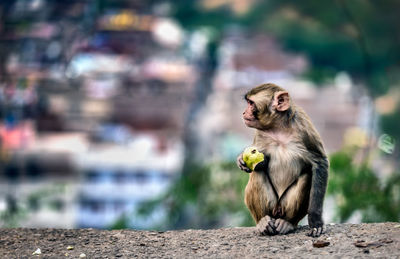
236,83 -> 329,237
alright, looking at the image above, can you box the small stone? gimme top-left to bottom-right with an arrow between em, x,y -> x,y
32,248 -> 42,255
270,247 -> 279,253
379,238 -> 393,244
313,240 -> 330,248
79,253 -> 86,258
304,240 -> 313,246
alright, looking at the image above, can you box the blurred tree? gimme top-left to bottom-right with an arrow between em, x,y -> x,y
328,149 -> 400,222
0,184 -> 67,227
380,102 -> 400,165
172,0 -> 400,97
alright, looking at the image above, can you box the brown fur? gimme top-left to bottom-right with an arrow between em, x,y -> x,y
240,83 -> 329,236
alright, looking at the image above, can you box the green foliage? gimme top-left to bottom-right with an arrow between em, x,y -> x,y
201,161 -> 254,227
135,161 -> 253,230
380,103 -> 400,142
328,149 -> 400,222
109,214 -> 130,230
264,9 -> 363,74
171,1 -> 235,30
0,198 -> 28,228
172,0 -> 400,97
0,184 -> 67,227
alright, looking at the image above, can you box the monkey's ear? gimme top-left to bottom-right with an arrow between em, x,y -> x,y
273,91 -> 290,112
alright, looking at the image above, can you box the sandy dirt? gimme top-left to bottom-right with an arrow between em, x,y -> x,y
0,222 -> 399,258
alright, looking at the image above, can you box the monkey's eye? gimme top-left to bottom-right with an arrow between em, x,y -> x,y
251,149 -> 256,154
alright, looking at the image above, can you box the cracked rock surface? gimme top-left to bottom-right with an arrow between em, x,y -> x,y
1,223 -> 399,258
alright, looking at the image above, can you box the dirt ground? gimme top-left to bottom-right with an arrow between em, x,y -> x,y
0,222 -> 399,258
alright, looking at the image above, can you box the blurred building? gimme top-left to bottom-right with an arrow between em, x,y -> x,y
1,1 -> 376,229
0,1 -> 194,228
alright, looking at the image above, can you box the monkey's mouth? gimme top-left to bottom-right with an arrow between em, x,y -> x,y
243,117 -> 255,122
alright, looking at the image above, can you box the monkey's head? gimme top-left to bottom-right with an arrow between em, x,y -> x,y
243,83 -> 292,130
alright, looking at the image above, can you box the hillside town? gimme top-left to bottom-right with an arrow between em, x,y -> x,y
0,0 -> 384,229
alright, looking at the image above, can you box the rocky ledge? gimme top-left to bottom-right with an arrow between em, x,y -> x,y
0,222 -> 399,258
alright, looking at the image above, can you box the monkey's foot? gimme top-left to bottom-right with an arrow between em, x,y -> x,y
274,219 -> 295,235
256,216 -> 276,235
308,225 -> 325,237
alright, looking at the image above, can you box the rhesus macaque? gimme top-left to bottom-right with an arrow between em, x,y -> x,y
237,83 -> 329,237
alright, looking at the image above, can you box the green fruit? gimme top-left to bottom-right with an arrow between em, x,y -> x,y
242,146 -> 264,171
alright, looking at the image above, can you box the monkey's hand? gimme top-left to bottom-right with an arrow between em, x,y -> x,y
308,213 -> 325,237
256,215 -> 276,235
236,153 -> 252,173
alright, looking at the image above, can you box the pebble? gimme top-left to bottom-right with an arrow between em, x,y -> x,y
32,248 -> 41,255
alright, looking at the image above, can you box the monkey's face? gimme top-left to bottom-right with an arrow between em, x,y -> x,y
243,88 -> 290,130
243,96 -> 264,129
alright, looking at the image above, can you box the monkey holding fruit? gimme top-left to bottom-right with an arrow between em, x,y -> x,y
237,83 -> 329,237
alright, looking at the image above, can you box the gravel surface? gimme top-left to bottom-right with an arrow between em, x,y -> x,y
1,223 -> 399,258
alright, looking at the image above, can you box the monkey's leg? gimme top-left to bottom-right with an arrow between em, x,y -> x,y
274,218 -> 295,235
256,215 -> 276,235
276,174 -> 310,235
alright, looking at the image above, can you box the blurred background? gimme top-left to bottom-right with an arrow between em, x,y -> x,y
0,0 -> 399,229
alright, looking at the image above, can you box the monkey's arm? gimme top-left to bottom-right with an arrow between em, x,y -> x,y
304,133 -> 329,237
253,154 -> 270,172
308,156 -> 328,237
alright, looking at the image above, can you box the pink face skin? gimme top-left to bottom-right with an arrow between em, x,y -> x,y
243,97 -> 262,129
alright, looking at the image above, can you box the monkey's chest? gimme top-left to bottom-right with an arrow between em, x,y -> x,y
264,140 -> 305,196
